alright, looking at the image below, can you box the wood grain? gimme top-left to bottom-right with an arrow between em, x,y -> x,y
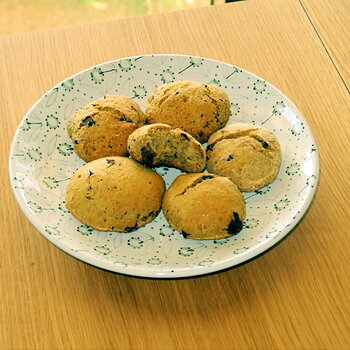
1,0 -> 350,349
299,0 -> 350,91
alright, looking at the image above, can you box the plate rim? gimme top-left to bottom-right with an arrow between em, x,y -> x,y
8,53 -> 320,278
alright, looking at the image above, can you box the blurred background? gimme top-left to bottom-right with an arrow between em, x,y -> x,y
0,0 -> 236,35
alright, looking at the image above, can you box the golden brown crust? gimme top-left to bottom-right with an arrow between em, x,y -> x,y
145,81 -> 230,143
127,123 -> 206,173
162,173 -> 246,240
65,156 -> 165,232
206,123 -> 281,192
67,95 -> 146,162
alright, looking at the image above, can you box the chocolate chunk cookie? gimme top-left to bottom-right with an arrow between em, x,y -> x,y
145,81 -> 231,143
65,156 -> 165,232
162,173 -> 246,240
206,123 -> 281,192
67,95 -> 146,162
127,123 -> 206,173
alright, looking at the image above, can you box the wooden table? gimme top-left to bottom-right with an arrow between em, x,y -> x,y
1,0 -> 349,348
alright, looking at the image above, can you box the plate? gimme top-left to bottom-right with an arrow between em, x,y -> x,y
9,54 -> 319,278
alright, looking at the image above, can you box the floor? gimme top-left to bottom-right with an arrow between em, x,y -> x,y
0,0 -> 225,36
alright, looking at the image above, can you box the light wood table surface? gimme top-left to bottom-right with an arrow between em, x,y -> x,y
300,0 -> 350,90
1,0 -> 349,349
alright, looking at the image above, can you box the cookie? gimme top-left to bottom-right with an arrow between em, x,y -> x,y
162,173 -> 246,240
67,95 -> 146,162
65,156 -> 165,232
127,123 -> 206,173
206,123 -> 281,192
145,80 -> 231,143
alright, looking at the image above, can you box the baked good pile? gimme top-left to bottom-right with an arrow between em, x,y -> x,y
65,80 -> 281,240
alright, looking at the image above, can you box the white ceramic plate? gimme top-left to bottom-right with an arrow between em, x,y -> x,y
9,54 -> 319,278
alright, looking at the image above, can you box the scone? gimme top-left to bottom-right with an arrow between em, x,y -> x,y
67,95 -> 146,162
65,156 -> 165,232
127,123 -> 206,173
162,173 -> 246,240
206,123 -> 281,192
145,81 -> 230,143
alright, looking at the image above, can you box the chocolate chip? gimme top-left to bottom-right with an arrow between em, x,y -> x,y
124,225 -> 138,232
181,133 -> 190,141
206,144 -> 214,152
74,140 -> 79,144
85,196 -> 94,200
200,114 -> 204,118
106,159 -> 115,164
227,212 -> 243,235
120,114 -> 127,121
226,155 -> 233,161
256,138 -> 269,149
141,145 -> 156,167
81,116 -> 95,127
201,175 -> 214,180
194,175 -> 215,186
197,131 -> 204,138
175,91 -> 179,95
141,211 -> 157,221
181,231 -> 190,238
88,170 -> 94,177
